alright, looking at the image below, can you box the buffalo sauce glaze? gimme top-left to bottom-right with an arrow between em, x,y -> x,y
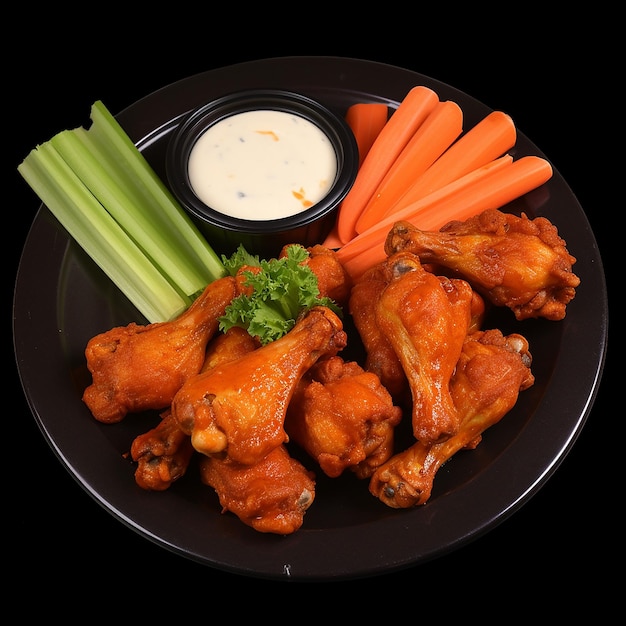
187,110 -> 337,220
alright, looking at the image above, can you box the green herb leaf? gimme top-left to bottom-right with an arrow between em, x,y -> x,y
221,245 -> 261,275
219,244 -> 342,345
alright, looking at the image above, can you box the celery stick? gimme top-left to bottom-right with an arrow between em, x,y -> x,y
18,100 -> 230,323
88,100 -> 226,285
18,142 -> 190,322
50,128 -> 204,298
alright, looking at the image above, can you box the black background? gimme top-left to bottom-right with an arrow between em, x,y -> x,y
10,11 -> 613,612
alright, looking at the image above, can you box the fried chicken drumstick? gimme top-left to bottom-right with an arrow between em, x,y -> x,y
385,209 -> 580,321
349,253 -> 485,404
369,329 -> 534,508
171,306 -> 347,465
130,409 -> 194,491
374,252 -> 475,445
349,256 -> 409,400
132,322 -> 318,533
130,326 -> 260,491
83,276 -> 238,423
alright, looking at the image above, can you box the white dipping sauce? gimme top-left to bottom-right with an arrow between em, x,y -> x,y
187,109 -> 337,220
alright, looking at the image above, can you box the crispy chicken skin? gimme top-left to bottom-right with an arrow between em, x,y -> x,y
82,276 -> 237,423
285,356 -> 403,479
384,209 -> 580,321
130,326 -> 260,491
375,252 -> 474,445
171,306 -> 348,465
370,329 -> 534,508
199,444 -> 315,535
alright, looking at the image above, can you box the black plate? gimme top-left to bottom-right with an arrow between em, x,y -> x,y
13,57 -> 608,581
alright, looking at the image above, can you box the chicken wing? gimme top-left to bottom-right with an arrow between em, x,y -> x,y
199,444 -> 315,535
285,355 -> 403,479
130,326 -> 260,491
199,325 -> 261,373
348,254 -> 409,400
130,409 -> 195,491
369,328 -> 534,508
300,244 -> 353,308
375,252 -> 475,445
171,306 -> 347,465
83,276 -> 238,423
350,252 -> 486,402
384,209 -> 580,321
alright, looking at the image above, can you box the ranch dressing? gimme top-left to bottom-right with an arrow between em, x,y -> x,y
187,109 -> 337,220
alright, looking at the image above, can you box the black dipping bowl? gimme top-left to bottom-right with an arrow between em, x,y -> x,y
166,89 -> 359,259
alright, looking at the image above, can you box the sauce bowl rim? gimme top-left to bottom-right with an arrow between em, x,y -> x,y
165,88 -> 359,235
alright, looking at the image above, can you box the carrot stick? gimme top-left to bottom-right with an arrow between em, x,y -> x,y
345,102 -> 389,167
323,103 -> 388,249
354,100 -> 464,234
321,224 -> 344,249
338,155 -> 515,262
335,85 -> 440,245
338,155 -> 552,281
382,110 -> 517,220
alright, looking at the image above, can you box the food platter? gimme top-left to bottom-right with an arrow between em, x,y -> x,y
13,57 -> 608,581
